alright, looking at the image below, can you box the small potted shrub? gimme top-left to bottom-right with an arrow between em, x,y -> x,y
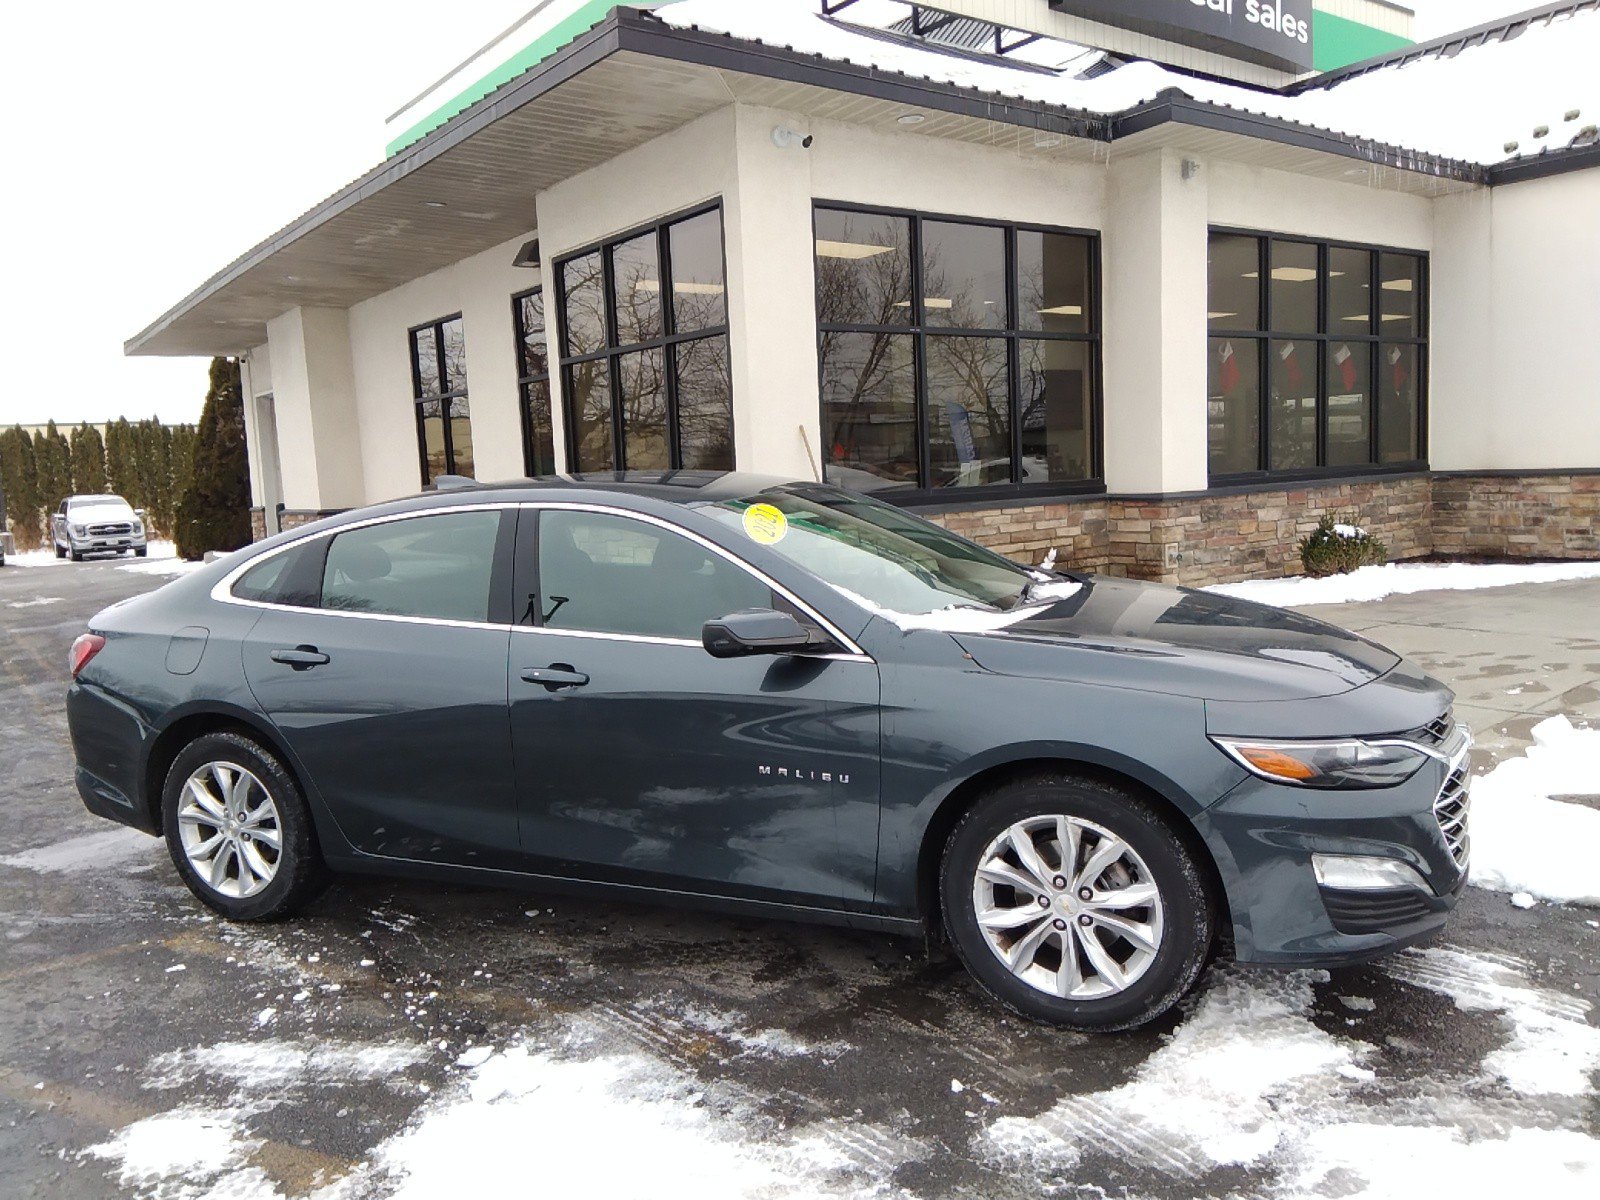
1299,514 -> 1388,578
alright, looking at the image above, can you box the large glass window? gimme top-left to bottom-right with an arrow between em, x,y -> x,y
410,315 -> 473,485
1207,231 -> 1427,481
322,511 -> 501,623
815,205 -> 1100,498
513,289 -> 555,476
536,509 -> 772,640
554,205 -> 732,473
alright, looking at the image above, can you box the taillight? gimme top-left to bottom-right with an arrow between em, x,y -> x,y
70,634 -> 106,678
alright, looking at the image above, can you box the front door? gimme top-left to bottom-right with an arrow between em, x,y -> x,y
506,506 -> 881,910
241,508 -> 519,867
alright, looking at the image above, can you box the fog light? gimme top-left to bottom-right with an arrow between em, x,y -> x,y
1312,854 -> 1429,892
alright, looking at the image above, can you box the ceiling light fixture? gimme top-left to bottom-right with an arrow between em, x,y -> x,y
897,112 -> 926,125
423,200 -> 448,208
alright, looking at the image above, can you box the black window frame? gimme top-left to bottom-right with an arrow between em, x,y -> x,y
812,200 -> 1104,506
1207,228 -> 1429,487
551,201 -> 734,473
512,286 -> 555,476
408,313 -> 472,485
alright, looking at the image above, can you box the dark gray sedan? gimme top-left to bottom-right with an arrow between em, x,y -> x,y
65,474 -> 1470,1030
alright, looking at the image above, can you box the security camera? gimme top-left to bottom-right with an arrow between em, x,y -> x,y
771,125 -> 813,150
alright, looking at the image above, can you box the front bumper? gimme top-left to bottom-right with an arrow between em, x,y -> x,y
70,536 -> 146,553
1197,725 -> 1473,967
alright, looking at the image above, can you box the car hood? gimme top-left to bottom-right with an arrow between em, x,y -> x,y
949,575 -> 1399,702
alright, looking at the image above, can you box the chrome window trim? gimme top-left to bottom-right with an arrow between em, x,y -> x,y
518,502 -> 872,662
209,503 -> 515,632
208,499 -> 872,661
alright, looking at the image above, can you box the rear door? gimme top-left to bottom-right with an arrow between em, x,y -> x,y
240,506 -> 520,868
506,505 -> 882,910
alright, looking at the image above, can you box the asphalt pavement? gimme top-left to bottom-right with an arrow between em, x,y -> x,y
1,554 -> 1595,1199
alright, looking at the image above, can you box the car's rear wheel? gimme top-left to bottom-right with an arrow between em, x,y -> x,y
940,773 -> 1213,1031
161,732 -> 328,920
55,543 -> 66,560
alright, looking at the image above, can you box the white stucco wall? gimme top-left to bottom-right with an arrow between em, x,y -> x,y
266,307 -> 367,511
1103,149 -> 1210,494
345,233 -> 537,504
1207,160 -> 1434,252
1432,169 -> 1600,471
258,95 -> 1597,517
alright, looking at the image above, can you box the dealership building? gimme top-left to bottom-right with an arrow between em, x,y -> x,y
129,0 -> 1600,584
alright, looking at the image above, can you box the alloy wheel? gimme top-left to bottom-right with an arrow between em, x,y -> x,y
177,762 -> 283,899
970,814 -> 1166,1000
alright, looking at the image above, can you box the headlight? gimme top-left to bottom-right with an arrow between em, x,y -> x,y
131,521 -> 143,535
71,524 -> 87,537
1212,735 -> 1430,789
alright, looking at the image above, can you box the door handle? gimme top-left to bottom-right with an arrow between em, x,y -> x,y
520,664 -> 589,691
270,646 -> 330,670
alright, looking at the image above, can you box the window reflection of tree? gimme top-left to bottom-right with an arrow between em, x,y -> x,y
557,208 -> 734,472
817,210 -> 1097,492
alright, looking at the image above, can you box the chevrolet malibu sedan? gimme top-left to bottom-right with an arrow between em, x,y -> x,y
66,474 -> 1470,1030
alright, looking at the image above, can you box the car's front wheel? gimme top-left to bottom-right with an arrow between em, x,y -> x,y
161,731 -> 328,920
941,773 -> 1213,1031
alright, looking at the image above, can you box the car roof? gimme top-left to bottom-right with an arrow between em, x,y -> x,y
395,471 -> 812,509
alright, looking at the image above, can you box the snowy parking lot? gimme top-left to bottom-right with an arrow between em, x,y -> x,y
1,557 -> 1596,1199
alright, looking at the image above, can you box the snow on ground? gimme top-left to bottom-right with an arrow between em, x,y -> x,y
321,1043 -> 918,1200
96,1025 -> 918,1200
984,951 -> 1600,1194
145,1039 -> 429,1093
80,945 -> 1599,1199
984,970 -> 1361,1179
1466,715 -> 1600,906
1386,948 -> 1600,1098
1208,560 -> 1600,607
88,1107 -> 273,1200
2,538 -> 190,572
0,827 -> 157,875
119,544 -> 205,578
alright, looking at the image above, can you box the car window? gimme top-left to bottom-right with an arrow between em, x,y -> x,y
700,485 -> 1032,616
537,509 -> 775,640
322,511 -> 501,623
232,539 -> 325,607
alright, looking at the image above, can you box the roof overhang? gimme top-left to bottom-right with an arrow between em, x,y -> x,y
126,6 -> 1504,360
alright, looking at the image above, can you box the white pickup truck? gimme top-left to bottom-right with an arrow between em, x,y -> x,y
52,494 -> 148,561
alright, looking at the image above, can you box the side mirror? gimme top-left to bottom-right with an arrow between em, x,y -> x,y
134,508 -> 147,519
702,608 -> 823,659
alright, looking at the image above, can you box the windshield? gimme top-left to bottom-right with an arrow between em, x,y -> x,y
701,485 -> 1034,616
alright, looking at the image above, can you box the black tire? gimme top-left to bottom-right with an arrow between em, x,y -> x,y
161,731 -> 329,921
940,773 -> 1214,1032
134,547 -> 148,558
55,543 -> 66,560
69,548 -> 82,562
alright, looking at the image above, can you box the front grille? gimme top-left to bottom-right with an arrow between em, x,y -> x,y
1409,709 -> 1454,748
1321,886 -> 1437,935
88,522 -> 133,537
1434,761 -> 1471,868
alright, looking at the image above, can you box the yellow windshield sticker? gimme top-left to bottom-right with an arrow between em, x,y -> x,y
742,503 -> 788,545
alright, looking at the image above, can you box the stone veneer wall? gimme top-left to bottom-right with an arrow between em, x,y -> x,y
931,472 -> 1595,587
249,508 -> 342,540
1432,473 -> 1600,561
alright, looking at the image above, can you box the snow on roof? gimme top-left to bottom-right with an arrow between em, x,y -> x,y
657,0 -> 1600,168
